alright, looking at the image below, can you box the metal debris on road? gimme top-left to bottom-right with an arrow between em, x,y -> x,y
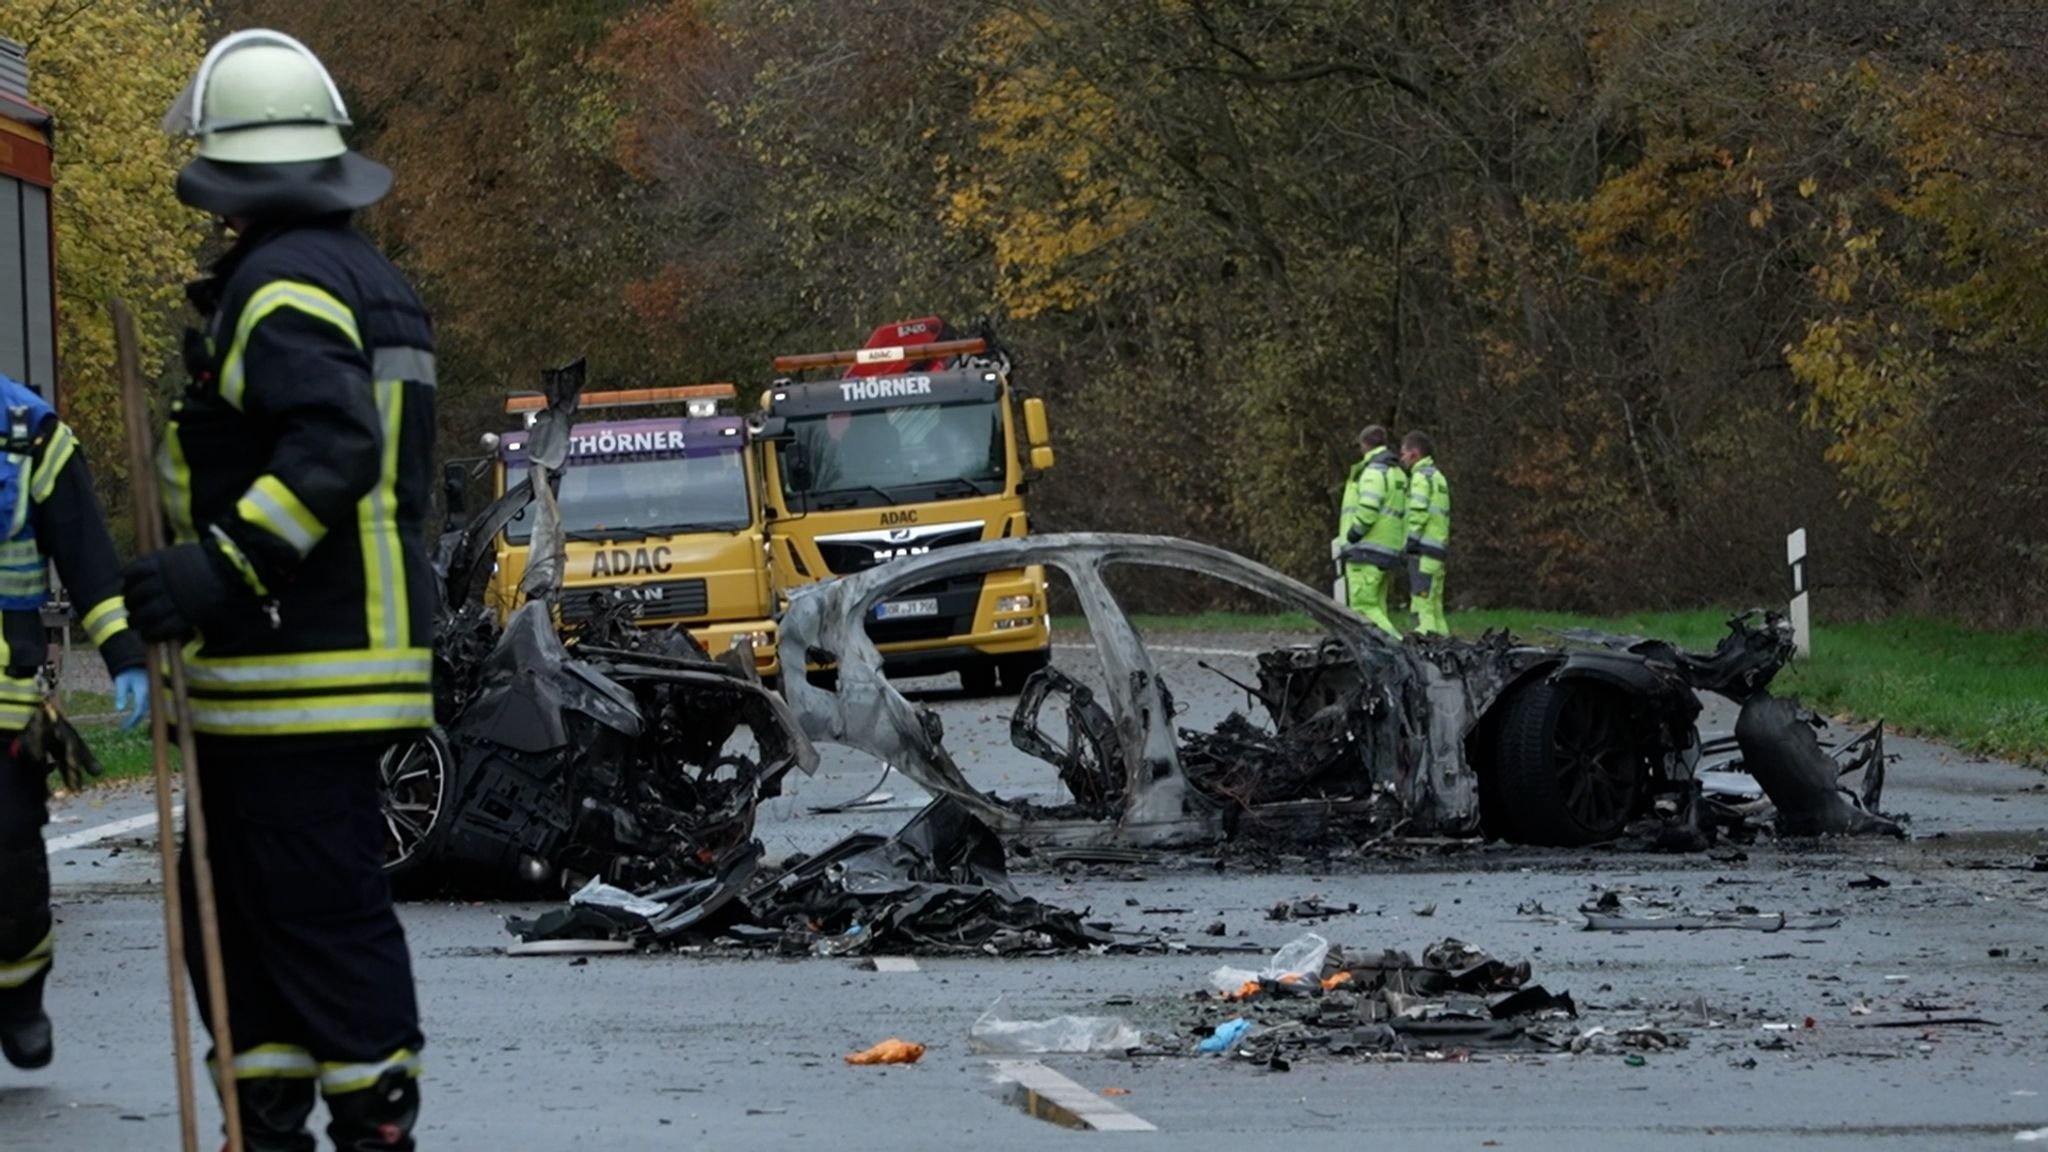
506,797 -> 1116,957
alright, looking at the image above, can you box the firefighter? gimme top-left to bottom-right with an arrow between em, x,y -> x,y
1335,425 -> 1408,637
1401,431 -> 1451,635
0,376 -> 151,1070
121,29 -> 435,1150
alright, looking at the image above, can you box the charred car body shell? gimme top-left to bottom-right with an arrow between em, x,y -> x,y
778,533 -> 1805,849
386,363 -> 818,887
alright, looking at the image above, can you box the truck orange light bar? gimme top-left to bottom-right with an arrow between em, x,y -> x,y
504,383 -> 736,414
771,337 -> 987,372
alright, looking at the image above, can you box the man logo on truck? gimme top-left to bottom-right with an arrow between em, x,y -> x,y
591,546 -> 674,577
873,544 -> 932,563
838,376 -> 932,403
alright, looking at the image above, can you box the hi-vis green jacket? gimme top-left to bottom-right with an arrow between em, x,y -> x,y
1340,447 -> 1408,569
162,216 -> 437,743
1405,455 -> 1451,561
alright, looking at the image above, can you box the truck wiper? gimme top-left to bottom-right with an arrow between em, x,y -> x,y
925,476 -> 994,498
811,484 -> 897,508
564,527 -> 655,542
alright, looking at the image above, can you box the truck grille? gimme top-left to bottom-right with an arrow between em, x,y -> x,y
556,578 -> 710,624
816,524 -> 986,575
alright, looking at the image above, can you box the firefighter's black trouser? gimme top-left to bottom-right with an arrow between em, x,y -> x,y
0,741 -> 53,1021
183,736 -> 423,1150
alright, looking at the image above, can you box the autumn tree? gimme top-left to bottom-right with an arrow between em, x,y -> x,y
0,0 -> 209,503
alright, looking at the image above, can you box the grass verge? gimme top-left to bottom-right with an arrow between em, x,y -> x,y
1130,609 -> 2048,766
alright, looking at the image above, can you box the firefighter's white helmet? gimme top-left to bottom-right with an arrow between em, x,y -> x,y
165,30 -> 352,164
165,29 -> 391,216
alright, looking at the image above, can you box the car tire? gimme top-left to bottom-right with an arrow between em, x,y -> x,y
380,729 -> 456,879
997,649 -> 1051,694
1491,679 -> 1641,846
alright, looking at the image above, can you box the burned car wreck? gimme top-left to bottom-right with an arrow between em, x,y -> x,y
379,362 -> 817,891
776,533 -> 1897,850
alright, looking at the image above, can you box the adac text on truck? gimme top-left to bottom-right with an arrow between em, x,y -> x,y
750,317 -> 1055,695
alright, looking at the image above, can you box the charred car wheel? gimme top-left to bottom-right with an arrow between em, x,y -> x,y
1492,680 -> 1641,846
380,729 -> 455,877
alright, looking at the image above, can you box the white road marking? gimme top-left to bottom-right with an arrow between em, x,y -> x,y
989,1059 -> 1156,1132
869,957 -> 919,973
45,808 -> 176,854
1052,642 -> 1258,659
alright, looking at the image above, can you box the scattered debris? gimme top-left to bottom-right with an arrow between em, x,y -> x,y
506,797 -> 1115,956
845,1039 -> 925,1066
1848,874 -> 1892,890
1579,888 -> 1840,932
1854,1016 -> 2000,1030
1199,1019 -> 1252,1054
1269,897 -> 1359,922
1170,937 -> 1629,1069
970,1001 -> 1141,1054
1209,933 -> 1331,997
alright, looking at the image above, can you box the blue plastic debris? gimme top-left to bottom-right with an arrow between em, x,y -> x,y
1198,1018 -> 1251,1054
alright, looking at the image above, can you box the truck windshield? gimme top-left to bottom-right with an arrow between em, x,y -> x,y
781,401 -> 1005,507
503,449 -> 752,544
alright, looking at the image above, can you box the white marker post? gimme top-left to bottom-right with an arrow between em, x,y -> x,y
1786,528 -> 1812,658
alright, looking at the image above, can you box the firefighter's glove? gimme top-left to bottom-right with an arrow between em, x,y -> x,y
112,667 -> 151,731
122,544 -> 236,644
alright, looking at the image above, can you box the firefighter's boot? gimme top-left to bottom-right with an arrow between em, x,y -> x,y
0,966 -> 52,1069
234,1077 -> 318,1152
325,1068 -> 419,1151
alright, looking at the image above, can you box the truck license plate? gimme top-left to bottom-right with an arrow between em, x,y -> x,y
875,598 -> 939,620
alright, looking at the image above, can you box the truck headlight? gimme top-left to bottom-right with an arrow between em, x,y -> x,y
996,594 -> 1036,614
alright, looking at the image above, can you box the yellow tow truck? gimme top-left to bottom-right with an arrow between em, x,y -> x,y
482,383 -> 780,676
754,318 -> 1055,694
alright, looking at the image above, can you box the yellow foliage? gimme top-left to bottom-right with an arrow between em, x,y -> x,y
937,8 -> 1153,319
1,2 -> 208,494
1571,137 -> 1744,296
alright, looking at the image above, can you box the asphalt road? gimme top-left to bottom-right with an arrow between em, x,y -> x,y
8,632 -> 2048,1150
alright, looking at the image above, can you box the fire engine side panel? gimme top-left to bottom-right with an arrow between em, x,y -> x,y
0,105 -> 55,402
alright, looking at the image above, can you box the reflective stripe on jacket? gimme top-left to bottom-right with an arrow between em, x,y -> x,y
165,217 -> 437,742
0,376 -> 144,731
1405,456 -> 1451,559
1342,447 -> 1409,567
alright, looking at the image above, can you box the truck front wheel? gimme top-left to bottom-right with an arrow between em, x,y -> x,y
959,662 -> 999,697
998,650 -> 1051,693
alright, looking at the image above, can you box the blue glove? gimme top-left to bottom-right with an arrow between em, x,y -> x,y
112,667 -> 151,731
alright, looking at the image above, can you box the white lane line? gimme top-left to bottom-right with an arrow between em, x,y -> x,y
868,956 -> 920,972
45,808 -> 176,854
1052,642 -> 1258,659
989,1059 -> 1157,1132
